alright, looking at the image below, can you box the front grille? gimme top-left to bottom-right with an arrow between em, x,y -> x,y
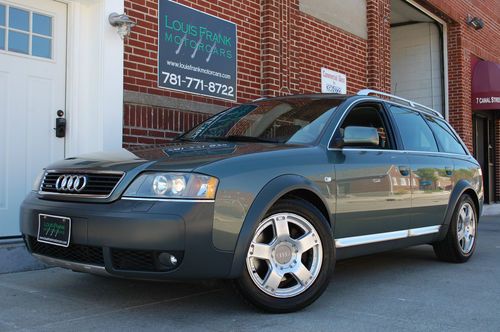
40,171 -> 124,197
28,236 -> 105,266
112,249 -> 183,272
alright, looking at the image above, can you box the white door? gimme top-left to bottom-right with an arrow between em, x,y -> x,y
0,0 -> 67,237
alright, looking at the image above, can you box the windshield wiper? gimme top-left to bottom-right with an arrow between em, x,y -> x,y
203,135 -> 281,143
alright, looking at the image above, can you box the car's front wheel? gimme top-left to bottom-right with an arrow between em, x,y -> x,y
235,198 -> 334,313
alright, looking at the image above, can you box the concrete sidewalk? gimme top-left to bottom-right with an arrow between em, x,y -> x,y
0,215 -> 499,331
482,203 -> 500,216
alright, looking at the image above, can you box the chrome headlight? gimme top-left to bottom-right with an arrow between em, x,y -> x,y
123,172 -> 218,200
32,170 -> 45,191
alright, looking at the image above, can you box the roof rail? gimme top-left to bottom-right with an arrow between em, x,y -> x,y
357,89 -> 443,118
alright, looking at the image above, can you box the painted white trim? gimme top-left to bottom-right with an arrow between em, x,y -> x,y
405,0 -> 449,121
59,0 -> 124,157
336,225 -> 441,248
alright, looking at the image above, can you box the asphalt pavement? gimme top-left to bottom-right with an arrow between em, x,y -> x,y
0,215 -> 499,332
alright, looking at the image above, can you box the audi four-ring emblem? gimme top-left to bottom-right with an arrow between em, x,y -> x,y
55,175 -> 88,192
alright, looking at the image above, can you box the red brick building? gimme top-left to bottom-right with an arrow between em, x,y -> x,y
122,0 -> 500,202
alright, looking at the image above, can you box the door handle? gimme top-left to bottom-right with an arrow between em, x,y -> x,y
54,110 -> 66,138
399,165 -> 410,176
445,166 -> 453,176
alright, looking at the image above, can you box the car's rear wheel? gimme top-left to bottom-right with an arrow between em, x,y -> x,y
433,194 -> 478,263
235,198 -> 334,313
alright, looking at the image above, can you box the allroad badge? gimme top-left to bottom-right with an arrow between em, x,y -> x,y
55,175 -> 87,192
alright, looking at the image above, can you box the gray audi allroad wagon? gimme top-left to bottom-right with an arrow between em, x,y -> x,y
20,90 -> 483,312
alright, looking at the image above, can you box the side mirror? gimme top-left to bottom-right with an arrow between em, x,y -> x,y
340,126 -> 379,147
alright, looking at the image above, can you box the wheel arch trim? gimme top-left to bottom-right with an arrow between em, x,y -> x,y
228,174 -> 332,278
438,179 -> 482,240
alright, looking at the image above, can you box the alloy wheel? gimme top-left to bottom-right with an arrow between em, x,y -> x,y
245,212 -> 323,298
457,202 -> 476,254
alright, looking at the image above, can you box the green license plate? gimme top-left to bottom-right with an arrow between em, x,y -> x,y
37,214 -> 71,247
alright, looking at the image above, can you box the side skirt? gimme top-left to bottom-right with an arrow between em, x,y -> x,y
335,226 -> 441,260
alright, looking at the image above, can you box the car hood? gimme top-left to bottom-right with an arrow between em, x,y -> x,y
45,141 -> 305,172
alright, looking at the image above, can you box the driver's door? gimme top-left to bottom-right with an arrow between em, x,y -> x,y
328,102 -> 412,247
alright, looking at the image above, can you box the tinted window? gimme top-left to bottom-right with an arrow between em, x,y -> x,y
337,104 -> 392,149
389,106 -> 438,152
181,98 -> 342,144
425,116 -> 467,155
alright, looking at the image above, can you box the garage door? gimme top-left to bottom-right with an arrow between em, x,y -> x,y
0,0 -> 67,237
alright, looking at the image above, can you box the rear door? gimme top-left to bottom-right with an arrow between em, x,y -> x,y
388,105 -> 453,230
329,101 -> 412,244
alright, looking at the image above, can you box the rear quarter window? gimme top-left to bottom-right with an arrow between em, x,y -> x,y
389,105 -> 438,152
425,116 -> 467,155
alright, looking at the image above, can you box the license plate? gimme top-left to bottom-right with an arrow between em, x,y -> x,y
37,214 -> 71,247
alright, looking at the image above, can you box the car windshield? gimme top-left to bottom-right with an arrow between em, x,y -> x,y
180,98 -> 343,144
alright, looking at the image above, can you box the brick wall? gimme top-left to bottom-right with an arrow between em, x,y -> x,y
366,0 -> 391,92
123,104 -> 209,147
123,0 -> 371,146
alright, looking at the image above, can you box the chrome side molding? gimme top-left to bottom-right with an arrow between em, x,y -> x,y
336,225 -> 441,248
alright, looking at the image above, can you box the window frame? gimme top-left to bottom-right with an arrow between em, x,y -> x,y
0,3 -> 54,60
330,101 -> 397,150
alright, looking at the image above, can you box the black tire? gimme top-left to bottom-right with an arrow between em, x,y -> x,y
433,194 -> 478,263
234,198 -> 335,313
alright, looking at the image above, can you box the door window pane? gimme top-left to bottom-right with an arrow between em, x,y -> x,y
8,30 -> 29,54
32,36 -> 51,58
0,5 -> 6,26
389,106 -> 438,152
0,28 -> 4,49
336,104 -> 393,149
33,13 -> 52,36
425,116 -> 467,155
9,7 -> 29,31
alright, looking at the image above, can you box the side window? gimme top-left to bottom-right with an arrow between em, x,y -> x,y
389,106 -> 438,152
336,103 -> 392,149
425,116 -> 467,155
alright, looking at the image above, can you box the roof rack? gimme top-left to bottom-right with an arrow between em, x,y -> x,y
357,89 -> 444,118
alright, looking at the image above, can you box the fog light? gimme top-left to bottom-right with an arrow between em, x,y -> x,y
158,252 -> 178,267
170,255 -> 178,266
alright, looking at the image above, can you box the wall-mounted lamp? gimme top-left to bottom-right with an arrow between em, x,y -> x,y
109,13 -> 136,40
466,15 -> 484,30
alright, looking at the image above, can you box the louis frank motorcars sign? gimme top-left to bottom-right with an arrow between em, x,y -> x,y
158,0 -> 237,101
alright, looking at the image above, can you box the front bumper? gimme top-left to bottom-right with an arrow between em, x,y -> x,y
20,192 -> 234,279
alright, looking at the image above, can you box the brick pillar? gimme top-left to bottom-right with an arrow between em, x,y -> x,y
496,116 -> 500,202
366,0 -> 391,93
261,0 -> 300,97
447,23 -> 473,151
